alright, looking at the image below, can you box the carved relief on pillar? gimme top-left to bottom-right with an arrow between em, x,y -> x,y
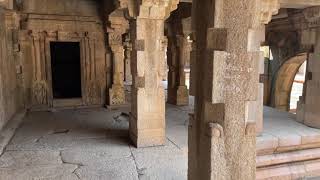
29,32 -> 49,106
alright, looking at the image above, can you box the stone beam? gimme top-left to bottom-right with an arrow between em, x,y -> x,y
280,0 -> 320,8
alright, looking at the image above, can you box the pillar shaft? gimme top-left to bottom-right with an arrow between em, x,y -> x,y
188,0 -> 275,179
128,0 -> 179,148
124,35 -> 132,85
129,14 -> 167,148
108,35 -> 126,105
297,7 -> 320,128
107,9 -> 129,106
298,27 -> 320,128
167,34 -> 190,105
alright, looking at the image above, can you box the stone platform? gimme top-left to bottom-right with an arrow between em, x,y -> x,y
257,107 -> 320,179
0,105 -> 319,179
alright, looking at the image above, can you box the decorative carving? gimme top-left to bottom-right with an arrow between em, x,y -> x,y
303,7 -> 320,28
109,33 -> 123,45
245,122 -> 256,136
207,123 -> 224,138
109,85 -> 125,105
87,81 -> 100,105
134,76 -> 145,88
260,0 -> 280,24
32,81 -> 48,105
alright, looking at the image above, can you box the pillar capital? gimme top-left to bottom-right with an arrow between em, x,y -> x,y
260,0 -> 281,24
108,9 -> 129,35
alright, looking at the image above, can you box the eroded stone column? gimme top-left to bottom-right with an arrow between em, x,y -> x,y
188,0 -> 279,179
297,7 -> 320,128
129,1 -> 178,147
107,9 -> 129,107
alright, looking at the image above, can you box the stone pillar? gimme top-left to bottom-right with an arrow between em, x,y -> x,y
107,9 -> 129,107
129,0 -> 179,147
297,7 -> 320,128
124,34 -> 132,85
167,28 -> 191,105
167,13 -> 191,106
188,0 -> 279,179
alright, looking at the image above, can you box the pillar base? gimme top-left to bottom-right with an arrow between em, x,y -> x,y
108,85 -> 126,106
105,104 -> 130,110
168,85 -> 189,106
129,115 -> 165,148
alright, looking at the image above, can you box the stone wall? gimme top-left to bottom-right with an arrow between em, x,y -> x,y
19,0 -> 108,109
19,0 -> 100,16
0,9 -> 24,130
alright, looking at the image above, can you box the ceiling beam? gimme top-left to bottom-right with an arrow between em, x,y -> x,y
280,0 -> 320,8
179,0 -> 320,9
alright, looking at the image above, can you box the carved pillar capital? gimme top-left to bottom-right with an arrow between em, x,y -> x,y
260,0 -> 280,24
108,9 -> 129,35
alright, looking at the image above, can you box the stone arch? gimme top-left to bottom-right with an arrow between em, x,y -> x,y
273,53 -> 307,111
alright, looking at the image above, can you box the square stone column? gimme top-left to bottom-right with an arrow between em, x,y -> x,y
188,0 -> 279,179
297,7 -> 320,128
129,18 -> 167,147
297,26 -> 320,127
129,1 -> 179,148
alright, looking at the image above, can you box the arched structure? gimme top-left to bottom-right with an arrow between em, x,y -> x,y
273,53 -> 307,111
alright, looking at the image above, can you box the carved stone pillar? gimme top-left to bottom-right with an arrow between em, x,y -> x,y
107,9 -> 129,107
167,33 -> 190,106
124,34 -> 132,85
129,0 -> 179,147
297,7 -> 320,128
167,9 -> 191,106
188,0 -> 279,179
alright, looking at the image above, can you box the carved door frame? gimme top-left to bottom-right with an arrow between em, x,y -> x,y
44,32 -> 85,108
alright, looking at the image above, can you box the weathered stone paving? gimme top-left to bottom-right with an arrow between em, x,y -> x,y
0,104 -> 189,180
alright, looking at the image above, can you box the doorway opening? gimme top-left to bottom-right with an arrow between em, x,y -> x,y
50,42 -> 82,99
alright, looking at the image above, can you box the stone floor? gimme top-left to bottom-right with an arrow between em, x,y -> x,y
0,103 -> 189,180
1,103 -> 320,179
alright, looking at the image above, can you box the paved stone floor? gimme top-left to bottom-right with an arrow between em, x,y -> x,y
0,103 -> 189,180
1,103 -> 320,180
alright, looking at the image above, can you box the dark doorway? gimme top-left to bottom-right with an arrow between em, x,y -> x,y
50,42 -> 82,99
